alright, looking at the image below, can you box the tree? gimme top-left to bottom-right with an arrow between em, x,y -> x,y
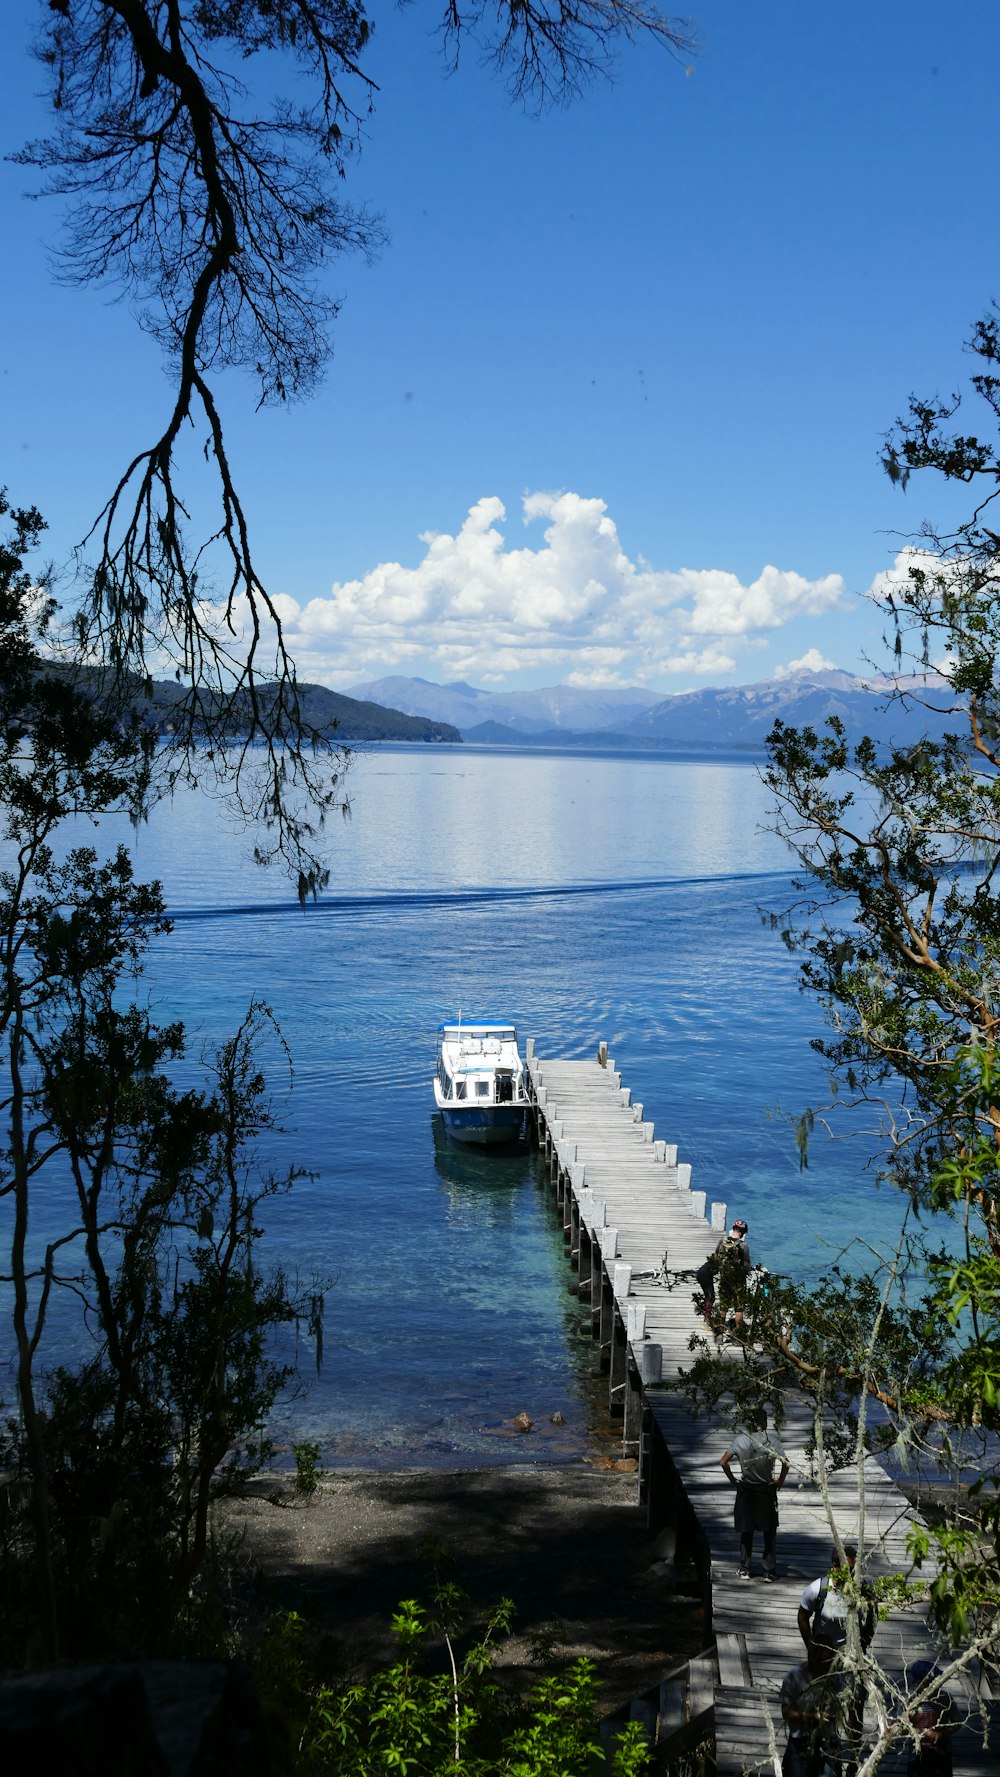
762,314 -> 1000,1432
0,492 -> 308,1663
14,0 -> 698,890
678,318 -> 1000,1772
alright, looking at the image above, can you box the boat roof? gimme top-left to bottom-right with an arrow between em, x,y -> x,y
437,1021 -> 517,1035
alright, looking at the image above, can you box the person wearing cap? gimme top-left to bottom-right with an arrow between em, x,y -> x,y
720,1404 -> 789,1580
716,1218 -> 752,1326
903,1659 -> 959,1776
695,1217 -> 751,1325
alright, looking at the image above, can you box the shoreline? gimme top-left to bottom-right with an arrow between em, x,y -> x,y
226,1461 -> 703,1708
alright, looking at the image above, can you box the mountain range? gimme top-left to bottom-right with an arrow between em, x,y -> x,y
346,669 -> 961,752
344,676 -> 661,736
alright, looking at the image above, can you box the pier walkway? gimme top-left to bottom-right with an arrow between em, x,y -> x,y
525,1042 -> 996,1775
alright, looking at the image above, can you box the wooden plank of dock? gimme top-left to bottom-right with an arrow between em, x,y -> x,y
526,1041 -> 997,1775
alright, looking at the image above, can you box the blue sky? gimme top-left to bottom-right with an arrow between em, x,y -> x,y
2,2 -> 999,694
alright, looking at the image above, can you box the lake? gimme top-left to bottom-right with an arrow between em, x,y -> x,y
3,744 -> 902,1468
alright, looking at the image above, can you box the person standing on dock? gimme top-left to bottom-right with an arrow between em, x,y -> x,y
696,1217 -> 750,1325
719,1405 -> 788,1580
798,1543 -> 877,1777
779,1641 -> 845,1777
797,1544 -> 876,1655
903,1659 -> 959,1777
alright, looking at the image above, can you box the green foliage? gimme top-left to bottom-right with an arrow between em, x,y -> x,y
675,321 -> 1000,1680
757,321 -> 1000,1436
0,497 -> 310,1663
293,1441 -> 323,1496
251,1587 -> 651,1777
907,1482 -> 1000,1642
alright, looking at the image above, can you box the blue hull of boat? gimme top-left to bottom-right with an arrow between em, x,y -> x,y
439,1104 -> 525,1146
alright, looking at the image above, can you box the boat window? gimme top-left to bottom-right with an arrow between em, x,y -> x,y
455,1080 -> 467,1099
476,1080 -> 490,1097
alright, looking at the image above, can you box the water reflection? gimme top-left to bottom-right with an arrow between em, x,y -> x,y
432,1114 -> 539,1229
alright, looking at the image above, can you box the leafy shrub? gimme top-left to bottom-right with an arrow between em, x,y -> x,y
293,1442 -> 323,1497
251,1585 -> 651,1776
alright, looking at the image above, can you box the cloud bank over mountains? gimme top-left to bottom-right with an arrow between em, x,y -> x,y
266,492 -> 849,688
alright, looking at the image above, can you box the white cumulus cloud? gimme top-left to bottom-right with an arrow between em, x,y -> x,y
232,493 -> 849,687
867,547 -> 955,605
772,647 -> 837,679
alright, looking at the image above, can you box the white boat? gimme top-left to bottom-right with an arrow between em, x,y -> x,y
433,1020 -> 527,1146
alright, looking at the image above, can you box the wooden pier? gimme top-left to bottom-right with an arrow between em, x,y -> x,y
525,1041 -> 996,1774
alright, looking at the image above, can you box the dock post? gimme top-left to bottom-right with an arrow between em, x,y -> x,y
711,1200 -> 727,1231
598,1271 -> 612,1353
638,1343 -> 662,1386
690,1189 -> 707,1222
577,1223 -> 592,1299
597,1040 -> 608,1066
598,1246 -> 619,1352
609,1307 -> 628,1411
590,1243 -> 603,1327
623,1360 -> 644,1453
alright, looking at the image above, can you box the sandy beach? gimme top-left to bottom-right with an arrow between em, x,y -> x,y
226,1460 -> 704,1709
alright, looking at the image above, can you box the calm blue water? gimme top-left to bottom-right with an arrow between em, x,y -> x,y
2,745 -> 906,1468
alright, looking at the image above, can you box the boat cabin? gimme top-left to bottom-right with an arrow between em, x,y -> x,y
435,1024 -> 523,1105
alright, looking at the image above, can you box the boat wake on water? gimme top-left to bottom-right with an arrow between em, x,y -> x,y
166,867 -> 796,924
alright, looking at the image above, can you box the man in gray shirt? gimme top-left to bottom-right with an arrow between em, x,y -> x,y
720,1405 -> 789,1580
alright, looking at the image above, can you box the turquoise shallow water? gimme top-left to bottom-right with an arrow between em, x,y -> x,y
1,745 -> 905,1467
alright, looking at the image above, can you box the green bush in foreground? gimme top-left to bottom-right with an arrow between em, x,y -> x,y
253,1588 -> 651,1777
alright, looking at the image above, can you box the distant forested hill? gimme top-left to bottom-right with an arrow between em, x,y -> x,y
132,676 -> 461,743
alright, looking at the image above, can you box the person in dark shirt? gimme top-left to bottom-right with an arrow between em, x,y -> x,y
779,1641 -> 844,1777
903,1659 -> 959,1776
695,1217 -> 750,1324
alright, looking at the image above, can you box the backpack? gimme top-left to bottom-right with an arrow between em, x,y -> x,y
810,1578 -> 875,1650
716,1233 -> 745,1271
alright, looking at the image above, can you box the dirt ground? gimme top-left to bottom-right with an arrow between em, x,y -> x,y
225,1460 -> 705,1709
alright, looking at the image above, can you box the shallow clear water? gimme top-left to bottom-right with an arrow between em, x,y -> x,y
2,744 -> 905,1468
